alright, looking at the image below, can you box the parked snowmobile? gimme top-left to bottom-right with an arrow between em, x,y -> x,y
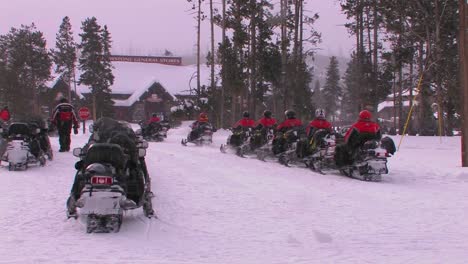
181,122 -> 215,146
220,127 -> 252,156
1,122 -> 47,171
138,121 -> 167,142
335,134 -> 395,181
67,117 -> 154,233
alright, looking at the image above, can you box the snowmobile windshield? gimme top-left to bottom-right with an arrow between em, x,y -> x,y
84,143 -> 127,170
8,122 -> 31,137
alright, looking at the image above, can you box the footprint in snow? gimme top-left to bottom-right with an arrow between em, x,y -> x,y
313,230 -> 333,243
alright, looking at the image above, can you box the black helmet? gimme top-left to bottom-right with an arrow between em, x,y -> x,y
152,113 -> 157,117
285,109 -> 296,119
59,97 -> 68,103
242,111 -> 250,118
263,110 -> 272,118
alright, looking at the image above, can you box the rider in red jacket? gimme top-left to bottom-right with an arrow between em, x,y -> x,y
147,113 -> 160,124
234,111 -> 256,128
276,110 -> 302,132
306,108 -> 332,136
257,110 -> 277,128
344,110 -> 380,143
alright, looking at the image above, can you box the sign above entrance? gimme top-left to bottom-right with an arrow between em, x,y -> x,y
109,55 -> 182,66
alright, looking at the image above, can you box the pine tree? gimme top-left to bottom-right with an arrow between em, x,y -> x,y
322,56 -> 341,121
78,17 -> 114,119
0,24 -> 52,115
52,16 -> 77,103
99,25 -> 115,117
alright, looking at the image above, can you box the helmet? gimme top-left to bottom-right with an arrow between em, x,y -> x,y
359,110 -> 372,120
263,110 -> 272,118
152,113 -> 158,117
242,111 -> 250,118
315,108 -> 325,119
199,112 -> 208,119
285,109 -> 296,119
85,163 -> 112,176
59,97 -> 68,103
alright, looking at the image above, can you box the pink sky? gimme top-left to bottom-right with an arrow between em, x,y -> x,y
1,0 -> 354,58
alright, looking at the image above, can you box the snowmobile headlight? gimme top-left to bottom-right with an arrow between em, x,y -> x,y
72,148 -> 82,157
35,128 -> 41,134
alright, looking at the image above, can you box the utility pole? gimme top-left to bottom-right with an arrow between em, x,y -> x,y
461,0 -> 468,166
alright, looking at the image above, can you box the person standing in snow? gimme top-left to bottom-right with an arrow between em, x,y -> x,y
52,98 -> 79,152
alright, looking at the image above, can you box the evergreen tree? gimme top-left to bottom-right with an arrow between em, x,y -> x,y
0,24 -> 52,115
52,16 -> 77,103
100,25 -> 115,117
78,17 -> 114,119
322,56 -> 341,121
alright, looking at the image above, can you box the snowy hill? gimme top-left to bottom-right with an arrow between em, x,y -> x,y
1,123 -> 468,263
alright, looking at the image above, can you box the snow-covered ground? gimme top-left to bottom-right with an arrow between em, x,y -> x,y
1,122 -> 468,264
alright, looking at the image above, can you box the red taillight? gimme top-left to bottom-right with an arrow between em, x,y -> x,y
91,176 -> 113,185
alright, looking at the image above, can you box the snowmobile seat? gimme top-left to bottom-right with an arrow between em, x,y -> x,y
83,143 -> 127,171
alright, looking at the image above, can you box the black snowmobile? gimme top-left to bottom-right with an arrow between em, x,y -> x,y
220,126 -> 253,156
267,126 -> 308,166
334,131 -> 396,182
67,117 -> 154,233
182,122 -> 215,146
138,121 -> 168,142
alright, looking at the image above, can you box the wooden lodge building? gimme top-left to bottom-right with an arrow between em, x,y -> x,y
44,55 -> 211,122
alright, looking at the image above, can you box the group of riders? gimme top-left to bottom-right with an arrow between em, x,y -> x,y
186,107 -> 388,170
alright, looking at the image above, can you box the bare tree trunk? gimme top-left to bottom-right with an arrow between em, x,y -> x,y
197,0 -> 202,95
459,0 -> 468,166
92,93 -> 97,121
220,0 -> 226,128
249,0 -> 257,119
281,0 -> 288,111
209,0 -> 216,124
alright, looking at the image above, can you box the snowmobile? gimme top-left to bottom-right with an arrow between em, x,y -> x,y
305,130 -> 338,174
181,123 -> 215,146
67,117 -> 154,233
336,135 -> 395,182
70,141 -> 154,233
220,127 -> 252,156
268,127 -> 308,167
1,122 -> 47,171
137,121 -> 167,142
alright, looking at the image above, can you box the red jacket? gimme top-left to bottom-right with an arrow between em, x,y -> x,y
344,119 -> 380,143
0,109 -> 10,122
277,118 -> 303,131
257,117 -> 277,128
306,118 -> 332,135
52,103 -> 79,127
147,116 -> 160,124
234,118 -> 256,128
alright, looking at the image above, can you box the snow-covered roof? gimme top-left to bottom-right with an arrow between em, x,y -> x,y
76,62 -> 215,107
378,100 -> 410,112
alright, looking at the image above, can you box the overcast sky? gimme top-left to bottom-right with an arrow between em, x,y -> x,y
2,0 -> 354,58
